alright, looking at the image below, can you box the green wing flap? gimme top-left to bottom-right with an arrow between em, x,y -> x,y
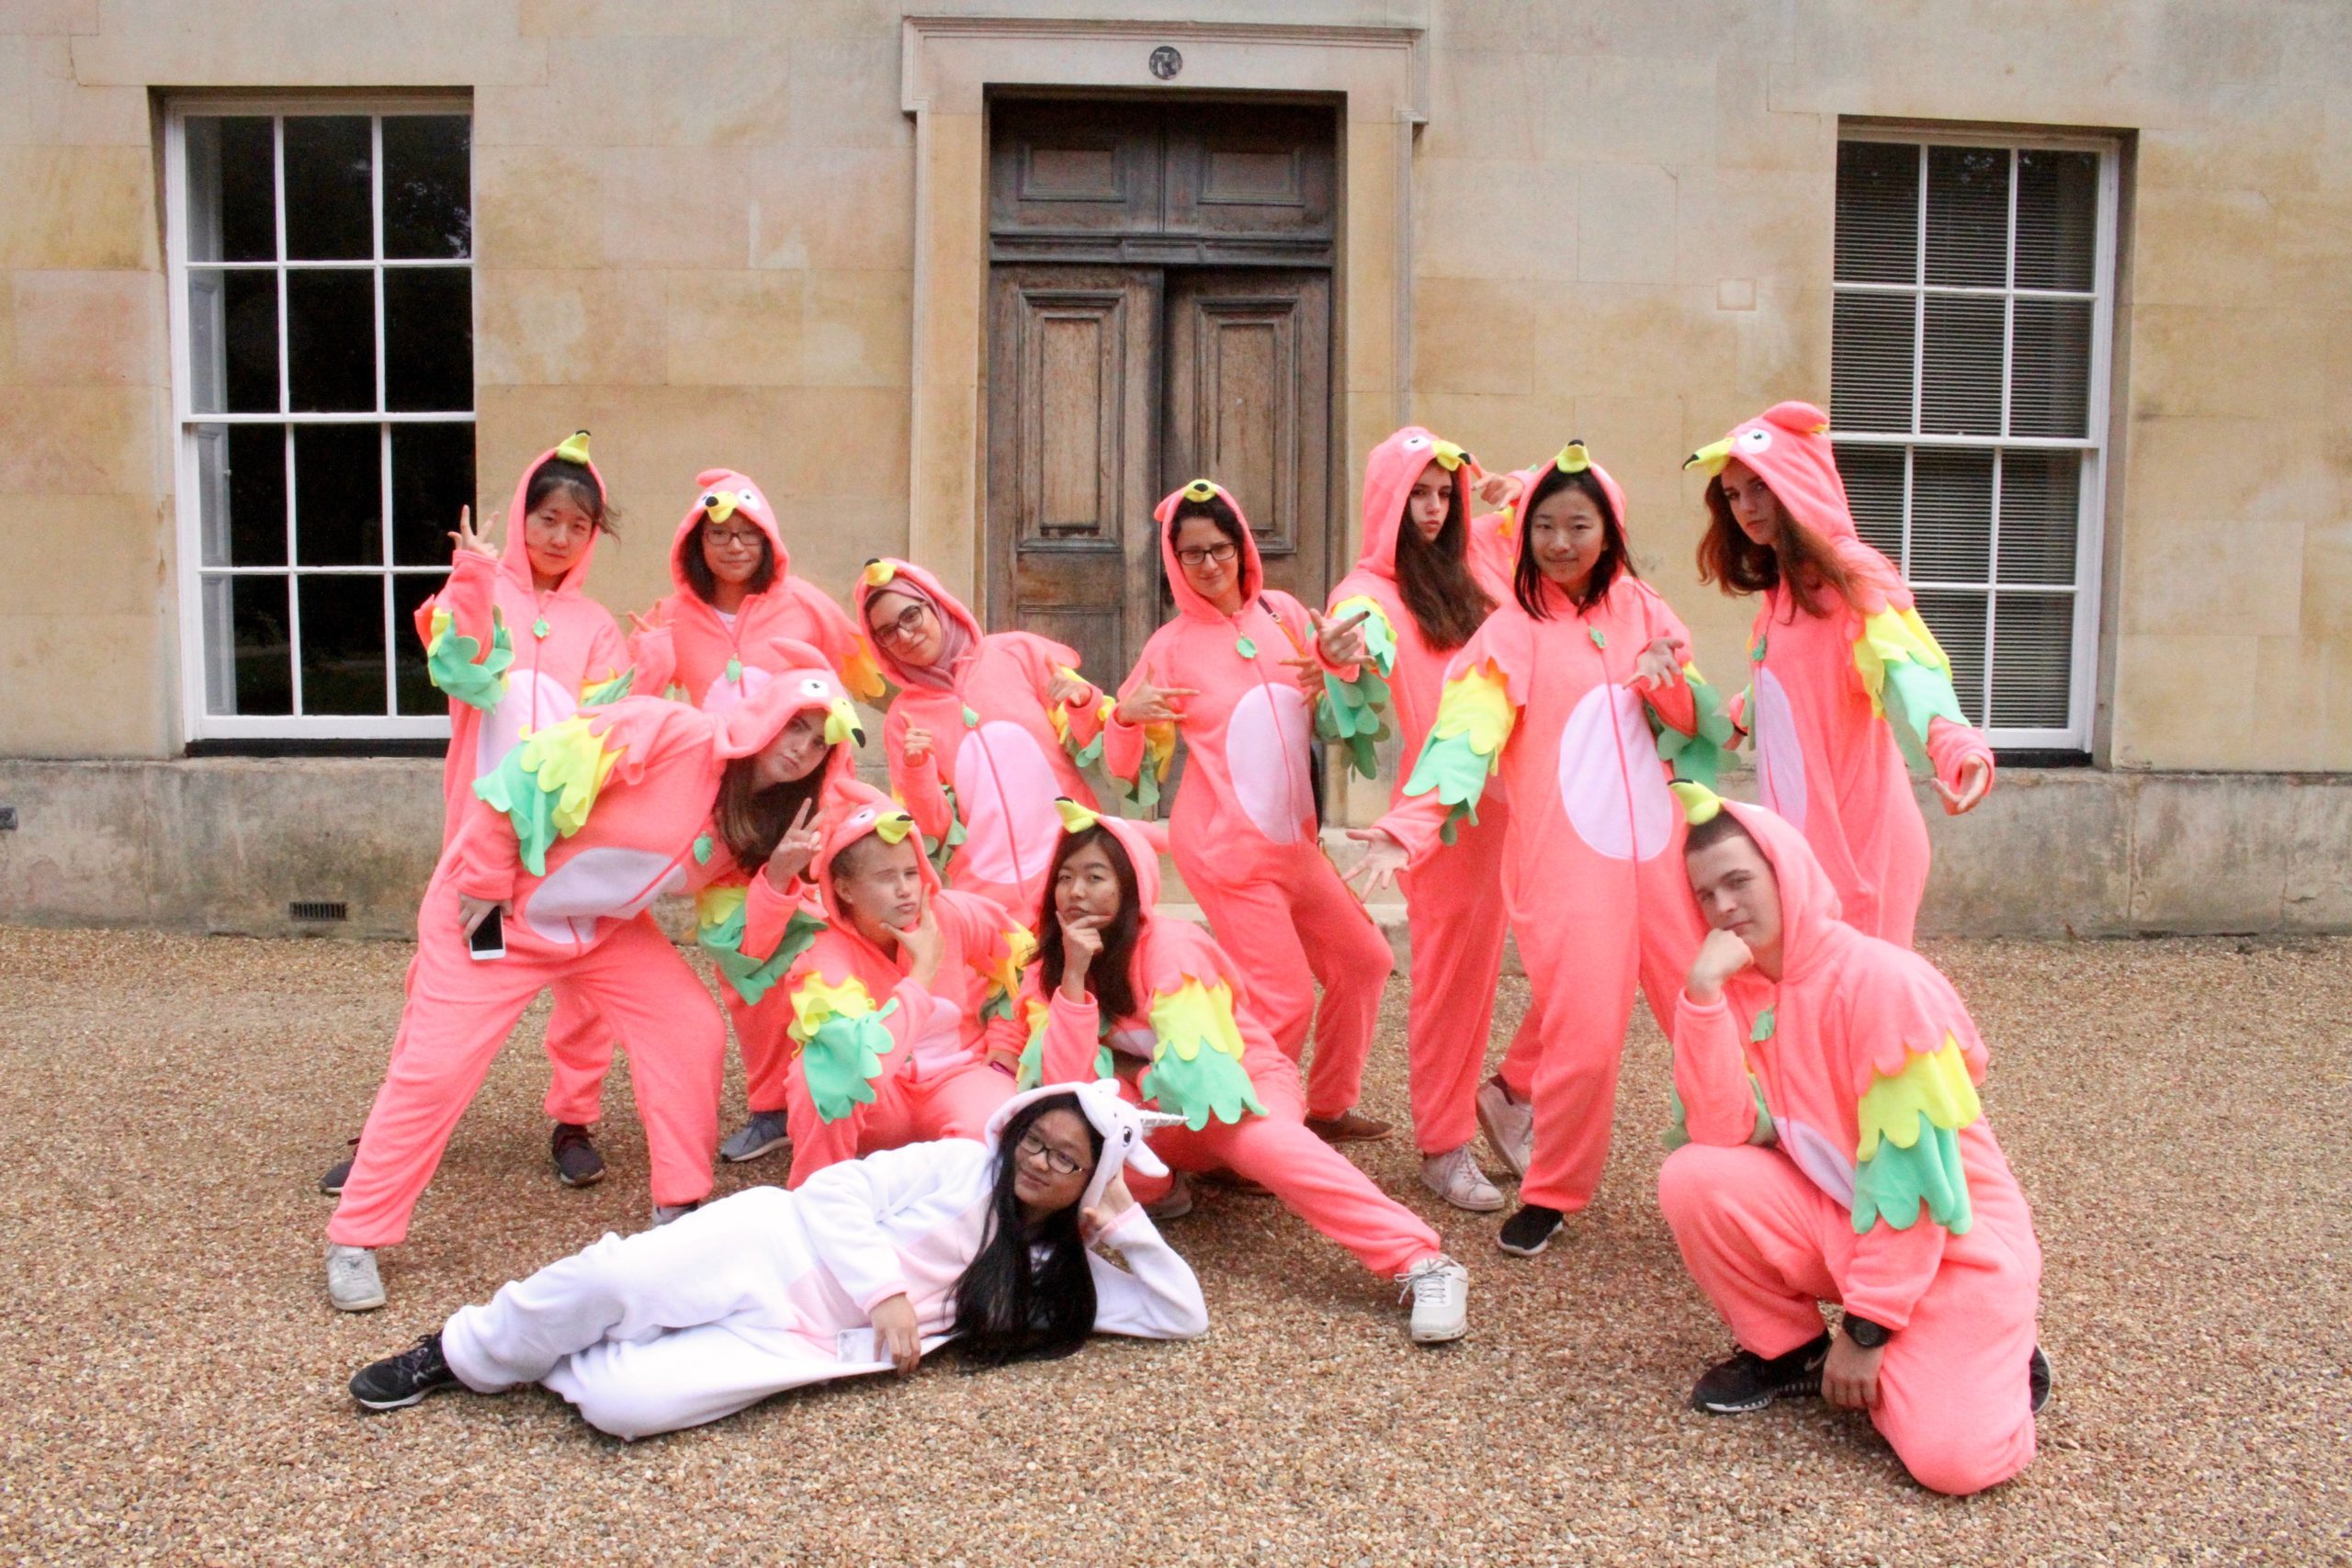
424,606 -> 514,713
925,784 -> 969,878
799,1002 -> 899,1123
1651,664 -> 1740,789
1851,1112 -> 1973,1235
580,668 -> 636,707
697,897 -> 825,1008
1317,665 -> 1393,781
1399,729 -> 1490,847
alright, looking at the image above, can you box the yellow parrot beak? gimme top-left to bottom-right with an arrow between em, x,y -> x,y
554,430 -> 593,465
1685,437 -> 1734,475
1669,780 -> 1724,825
1055,797 -> 1101,835
873,811 -> 917,846
1181,479 -> 1218,503
1430,439 -> 1467,472
863,558 -> 898,588
703,491 -> 739,524
823,698 -> 865,750
1555,443 -> 1592,475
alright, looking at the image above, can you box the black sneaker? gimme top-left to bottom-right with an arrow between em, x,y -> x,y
2030,1345 -> 2052,1415
1690,1332 -> 1832,1414
319,1134 -> 360,1197
551,1122 -> 605,1188
350,1332 -> 456,1412
1496,1202 -> 1566,1258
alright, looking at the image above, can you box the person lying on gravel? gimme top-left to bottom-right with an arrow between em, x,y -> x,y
347,1083 -> 1208,1438
1657,784 -> 2049,1496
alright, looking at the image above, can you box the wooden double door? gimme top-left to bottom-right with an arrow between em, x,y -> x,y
983,99 -> 1338,684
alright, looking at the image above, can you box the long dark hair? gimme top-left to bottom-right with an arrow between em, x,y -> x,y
1696,477 -> 1865,620
1393,472 -> 1493,650
712,744 -> 832,868
952,1092 -> 1104,1367
682,518 -> 777,604
1035,825 -> 1142,1021
1164,493 -> 1254,610
1514,463 -> 1636,619
525,456 -> 616,536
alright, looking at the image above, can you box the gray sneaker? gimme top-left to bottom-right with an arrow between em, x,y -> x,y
1419,1144 -> 1506,1212
719,1110 -> 791,1164
1397,1253 -> 1470,1344
327,1244 -> 386,1313
1476,1075 -> 1534,1178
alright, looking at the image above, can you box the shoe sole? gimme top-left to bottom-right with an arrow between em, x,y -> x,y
331,1290 -> 387,1314
1308,1123 -> 1394,1145
1495,1223 -> 1562,1258
720,1135 -> 790,1164
353,1384 -> 440,1411
1476,1100 -> 1532,1179
555,1165 -> 606,1189
1693,1378 -> 1821,1416
1411,1321 -> 1468,1345
319,1180 -> 345,1197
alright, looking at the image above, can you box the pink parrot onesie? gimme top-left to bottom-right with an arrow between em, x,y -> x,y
327,676 -> 847,1251
414,432 -> 636,1130
439,1080 -> 1206,1439
1370,446 -> 1734,1215
1324,428 -> 1539,1156
1103,480 -> 1395,1122
852,557 -> 1112,918
774,793 -> 1034,1187
1658,788 -> 2041,1496
1687,401 -> 1996,947
541,471 -> 889,1120
1001,806 -> 1445,1280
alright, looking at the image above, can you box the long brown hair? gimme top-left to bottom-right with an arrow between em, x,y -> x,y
1392,476 -> 1493,651
712,749 -> 832,868
1515,465 -> 1636,619
1696,479 -> 1865,620
1035,825 -> 1142,1022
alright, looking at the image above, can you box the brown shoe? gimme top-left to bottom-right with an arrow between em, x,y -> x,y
1197,1167 -> 1273,1197
1306,1109 -> 1395,1144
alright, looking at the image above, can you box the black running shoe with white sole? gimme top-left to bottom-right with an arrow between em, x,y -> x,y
550,1122 -> 605,1188
1496,1202 -> 1565,1258
1690,1332 -> 1832,1415
350,1332 -> 456,1412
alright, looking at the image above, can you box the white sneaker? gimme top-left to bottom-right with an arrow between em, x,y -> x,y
326,1244 -> 385,1313
1419,1144 -> 1506,1212
651,1201 -> 701,1227
1476,1076 -> 1534,1178
1397,1253 -> 1469,1345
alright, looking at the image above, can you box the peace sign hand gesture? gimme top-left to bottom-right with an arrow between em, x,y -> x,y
449,505 -> 499,562
763,797 -> 823,890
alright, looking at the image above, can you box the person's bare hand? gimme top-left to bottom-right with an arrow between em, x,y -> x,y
1311,606 -> 1371,669
1343,827 -> 1408,897
1685,926 -> 1756,1004
1823,1332 -> 1884,1410
457,896 -> 507,937
1114,663 -> 1196,726
902,725 -> 935,767
895,902 -> 944,988
1080,1170 -> 1135,1247
763,798 -> 822,889
1058,912 -> 1105,1000
1633,636 -> 1683,690
1933,755 -> 1992,816
1046,671 -> 1094,708
1280,653 -> 1324,696
449,505 -> 499,561
1475,470 -> 1523,508
869,1292 -> 922,1376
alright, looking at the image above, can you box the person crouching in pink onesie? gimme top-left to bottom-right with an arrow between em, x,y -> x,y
1103,479 -> 1397,1143
1659,784 -> 2047,1495
323,674 -> 863,1314
999,803 -> 1471,1345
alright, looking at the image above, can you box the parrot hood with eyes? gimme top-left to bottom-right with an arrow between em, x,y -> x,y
715,637 -> 867,764
808,785 -> 942,932
1354,426 -> 1484,581
1686,400 -> 1860,548
503,429 -> 609,596
669,467 -> 789,595
1154,479 -> 1265,620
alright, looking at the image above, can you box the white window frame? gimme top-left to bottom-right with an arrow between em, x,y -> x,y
164,94 -> 473,744
1830,126 -> 2120,755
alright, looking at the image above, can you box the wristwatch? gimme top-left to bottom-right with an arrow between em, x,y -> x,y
1842,1314 -> 1893,1349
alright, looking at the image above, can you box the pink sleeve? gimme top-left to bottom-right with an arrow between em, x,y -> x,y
885,706 -> 953,844
416,547 -> 498,650
1924,716 -> 1996,796
1041,990 -> 1105,1085
447,795 -> 520,904
1002,631 -> 1105,744
1842,1214 -> 1950,1331
627,602 -> 677,699
584,614 -> 631,694
1633,587 -> 1699,736
744,868 -> 818,959
1670,992 -> 1767,1148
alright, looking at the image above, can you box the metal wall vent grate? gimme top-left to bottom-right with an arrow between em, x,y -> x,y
288,900 -> 350,922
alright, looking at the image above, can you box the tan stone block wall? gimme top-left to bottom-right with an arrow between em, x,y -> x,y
1,0 -> 2346,773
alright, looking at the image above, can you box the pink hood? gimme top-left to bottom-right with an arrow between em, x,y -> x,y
667,467 -> 787,598
852,557 -> 982,691
808,784 -> 942,932
1354,427 -> 1481,581
1506,444 -> 1633,600
502,431 -> 609,596
713,636 -> 868,768
1687,401 -> 1907,614
1154,479 -> 1262,621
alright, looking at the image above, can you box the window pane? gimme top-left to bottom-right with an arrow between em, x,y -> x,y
1997,450 -> 2081,585
287,268 -> 377,412
282,115 -> 374,261
1908,447 -> 1993,583
293,423 -> 383,566
183,115 -> 276,264
391,422 -> 476,565
2009,298 -> 2091,438
298,574 -> 390,716
2016,151 -> 2098,292
196,422 -> 288,567
1912,587 -> 1988,728
1831,292 -> 1916,433
385,268 -> 473,412
204,574 -> 293,716
1833,442 -> 1906,562
1834,141 -> 1918,284
1989,592 -> 2075,728
188,268 -> 280,414
383,115 -> 472,259
394,572 -> 447,714
1919,295 -> 2003,435
1924,145 -> 2009,288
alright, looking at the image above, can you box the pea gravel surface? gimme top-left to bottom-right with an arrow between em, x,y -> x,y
0,925 -> 2346,1565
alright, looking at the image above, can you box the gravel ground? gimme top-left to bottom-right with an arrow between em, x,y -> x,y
0,925 -> 2346,1565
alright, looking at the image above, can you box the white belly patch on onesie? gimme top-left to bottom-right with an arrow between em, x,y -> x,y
477,669 -> 581,781
523,850 -> 688,944
1772,1114 -> 1856,1208
952,722 -> 1067,889
1555,684 -> 1678,862
1750,667 -> 1807,830
1224,682 -> 1316,844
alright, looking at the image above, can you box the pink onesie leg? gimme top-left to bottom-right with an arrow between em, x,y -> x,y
1512,865 -> 1642,1213
1187,857 -> 1318,1061
1399,806 -> 1511,1153
729,990 -> 798,1117
1288,844 -> 1396,1120
783,1067 -> 920,1190
539,982 -> 615,1125
1659,1142 -> 2041,1495
1153,1060 -> 1440,1277
911,1060 -> 1017,1142
562,914 -> 725,1209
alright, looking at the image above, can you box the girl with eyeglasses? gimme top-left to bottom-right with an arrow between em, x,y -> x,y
851,557 -> 1120,920
344,1083 -> 1207,1437
1102,480 -> 1398,1145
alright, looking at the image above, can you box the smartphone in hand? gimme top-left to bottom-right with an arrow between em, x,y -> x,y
467,905 -> 506,962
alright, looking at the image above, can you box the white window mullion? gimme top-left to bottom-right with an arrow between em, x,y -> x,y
282,423 -> 303,716
1909,142 -> 1928,437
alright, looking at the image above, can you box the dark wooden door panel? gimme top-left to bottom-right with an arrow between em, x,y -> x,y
1162,104 -> 1337,243
1162,267 -> 1332,605
989,100 -> 1162,242
985,265 -> 1160,685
